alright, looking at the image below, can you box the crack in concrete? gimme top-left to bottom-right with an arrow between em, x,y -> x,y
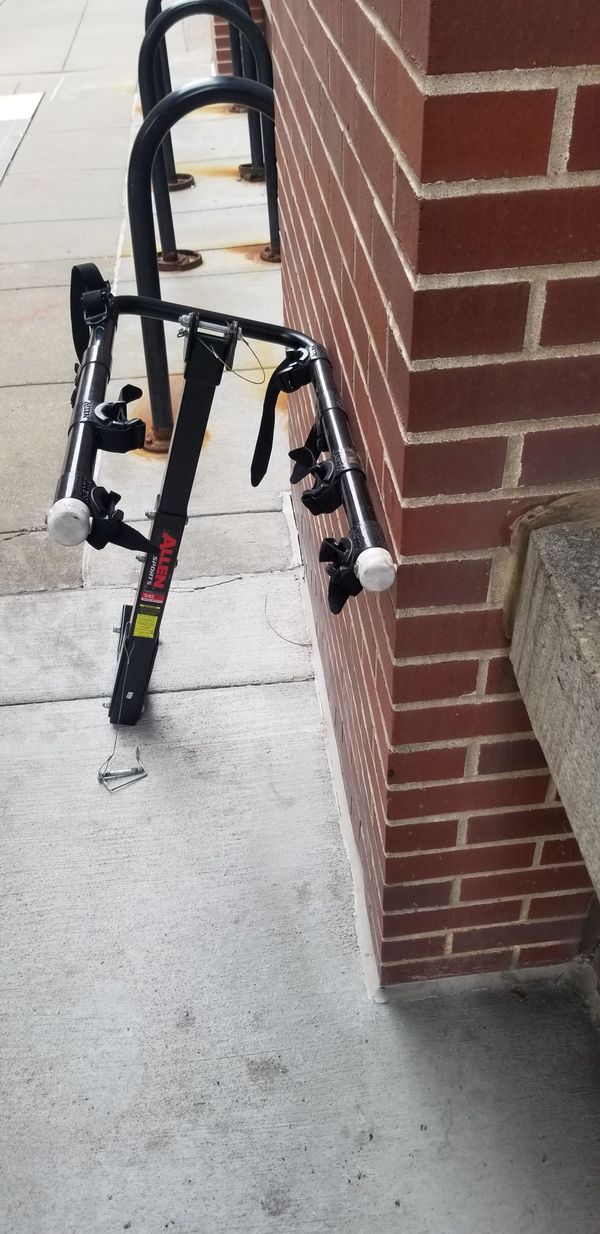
0,525 -> 45,541
0,674 -> 317,711
175,575 -> 243,593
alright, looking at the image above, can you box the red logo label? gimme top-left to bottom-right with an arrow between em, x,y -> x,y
153,531 -> 177,591
141,590 -> 165,604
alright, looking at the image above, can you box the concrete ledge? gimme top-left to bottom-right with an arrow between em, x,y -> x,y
511,521 -> 600,896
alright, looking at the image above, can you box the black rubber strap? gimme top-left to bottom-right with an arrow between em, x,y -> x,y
250,357 -> 289,487
70,263 -> 109,361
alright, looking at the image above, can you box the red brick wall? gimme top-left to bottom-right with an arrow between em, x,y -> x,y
270,0 -> 600,985
213,2 -> 266,73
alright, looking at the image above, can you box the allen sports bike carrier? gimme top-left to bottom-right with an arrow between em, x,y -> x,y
47,264 -> 396,728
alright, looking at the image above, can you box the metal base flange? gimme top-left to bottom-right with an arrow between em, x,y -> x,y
144,425 -> 172,453
168,172 -> 195,192
260,243 -> 281,264
157,248 -> 203,273
238,162 -> 266,183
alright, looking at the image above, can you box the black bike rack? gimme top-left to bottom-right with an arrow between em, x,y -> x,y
144,0 -> 194,192
128,77 -> 278,441
222,0 -> 267,181
139,1 -> 279,274
144,0 -> 267,190
47,264 -> 397,726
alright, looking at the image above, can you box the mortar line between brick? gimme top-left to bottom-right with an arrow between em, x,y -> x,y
486,548 -> 511,606
415,258 -> 600,291
383,861 -> 585,886
381,914 -> 585,941
284,94 -> 600,390
278,64 -> 600,437
475,659 -> 491,695
305,4 -> 422,193
397,549 -> 495,564
401,478 -> 600,506
501,436 -> 524,487
463,743 -> 480,777
383,892 -> 588,917
387,768 -> 549,792
405,412 -> 600,443
456,819 -> 469,846
547,82 -> 578,174
545,779 -> 559,803
392,691 -> 523,713
523,280 -> 548,353
276,102 -> 375,367
288,4 -> 600,199
391,649 -> 507,666
396,601 -> 497,615
277,99 -> 413,478
449,878 -> 461,905
276,44 -> 419,330
391,740 -> 548,761
411,337 -> 600,372
350,2 -> 600,97
423,166 -> 600,199
379,937 -> 579,966
532,840 -> 545,866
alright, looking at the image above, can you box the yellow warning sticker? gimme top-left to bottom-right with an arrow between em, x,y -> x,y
133,612 -> 158,639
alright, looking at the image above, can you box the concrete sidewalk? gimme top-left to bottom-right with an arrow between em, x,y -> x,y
1,3 -> 600,1231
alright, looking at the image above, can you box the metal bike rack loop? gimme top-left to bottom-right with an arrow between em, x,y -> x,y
144,0 -> 194,191
139,0 -> 279,273
128,78 -> 277,440
222,0 -> 266,180
144,0 -> 266,189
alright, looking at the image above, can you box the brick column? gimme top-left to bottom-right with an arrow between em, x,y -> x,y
212,1 -> 266,73
271,0 -> 600,985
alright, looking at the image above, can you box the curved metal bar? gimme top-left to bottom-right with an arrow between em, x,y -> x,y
141,1 -> 272,107
127,78 -> 276,434
144,0 -> 264,182
144,0 -> 179,187
221,0 -> 265,173
143,0 -> 270,167
115,293 -> 313,352
139,1 -> 277,267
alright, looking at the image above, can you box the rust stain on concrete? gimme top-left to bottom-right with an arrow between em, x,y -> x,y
226,243 -> 266,264
275,390 -> 289,431
186,162 -> 241,180
198,103 -> 234,116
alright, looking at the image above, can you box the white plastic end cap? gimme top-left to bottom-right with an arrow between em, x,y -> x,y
47,498 -> 92,546
355,547 -> 396,593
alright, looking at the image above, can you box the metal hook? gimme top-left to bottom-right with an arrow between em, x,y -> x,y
98,746 -> 148,793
